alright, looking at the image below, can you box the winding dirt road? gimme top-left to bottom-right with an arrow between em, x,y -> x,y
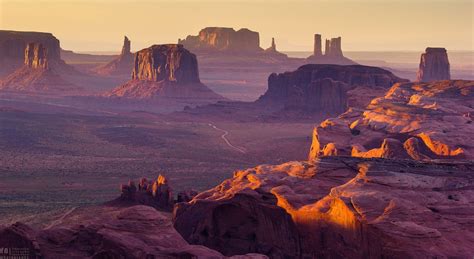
208,123 -> 247,154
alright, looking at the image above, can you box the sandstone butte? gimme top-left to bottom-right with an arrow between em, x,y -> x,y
308,80 -> 474,161
257,64 -> 408,115
106,44 -> 224,100
306,34 -> 357,65
0,30 -> 62,76
0,42 -> 79,92
416,47 -> 451,82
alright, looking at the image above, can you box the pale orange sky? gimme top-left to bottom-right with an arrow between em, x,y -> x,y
0,0 -> 473,52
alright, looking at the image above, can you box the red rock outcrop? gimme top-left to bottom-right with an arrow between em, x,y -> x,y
307,34 -> 356,65
174,156 -> 474,258
93,36 -> 134,76
0,30 -> 61,76
0,205 -> 267,258
416,47 -> 450,82
106,44 -> 224,100
116,175 -> 174,210
258,64 -> 408,114
0,43 -> 78,92
309,80 -> 474,160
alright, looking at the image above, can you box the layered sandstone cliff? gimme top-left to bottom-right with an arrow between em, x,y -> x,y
416,47 -> 450,82
307,34 -> 356,65
174,156 -> 474,258
258,64 -> 407,114
94,36 -> 134,76
107,44 -> 223,100
308,80 -> 474,160
0,42 -> 78,92
0,30 -> 62,77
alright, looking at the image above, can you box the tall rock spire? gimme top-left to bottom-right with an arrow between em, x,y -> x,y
314,34 -> 322,56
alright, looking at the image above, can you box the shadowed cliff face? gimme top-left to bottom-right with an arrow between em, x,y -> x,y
258,64 -> 407,114
417,47 -> 451,82
308,80 -> 474,161
174,156 -> 474,258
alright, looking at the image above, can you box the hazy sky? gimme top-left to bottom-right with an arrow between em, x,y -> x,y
0,0 -> 473,52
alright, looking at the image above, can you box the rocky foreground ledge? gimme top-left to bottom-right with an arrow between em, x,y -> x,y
174,156 -> 474,258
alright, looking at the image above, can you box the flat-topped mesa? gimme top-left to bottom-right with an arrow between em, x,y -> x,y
131,44 -> 200,84
416,47 -> 450,82
24,43 -> 49,69
0,30 -> 62,75
178,27 -> 263,53
258,64 -> 407,114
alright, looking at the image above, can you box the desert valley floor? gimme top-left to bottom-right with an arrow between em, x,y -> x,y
0,105 -> 315,226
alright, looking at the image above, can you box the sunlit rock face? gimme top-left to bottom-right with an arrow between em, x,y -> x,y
258,64 -> 407,114
94,36 -> 134,76
309,80 -> 474,160
0,42 -> 78,92
179,27 -> 263,53
116,175 -> 174,210
131,44 -> 200,84
0,30 -> 61,76
173,156 -> 474,258
107,44 -> 223,100
416,47 -> 450,82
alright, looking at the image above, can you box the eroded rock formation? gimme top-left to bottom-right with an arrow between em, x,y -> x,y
308,80 -> 474,160
307,34 -> 355,65
116,175 -> 174,210
0,30 -> 61,76
174,156 -> 474,258
106,44 -> 223,100
179,27 -> 263,53
258,64 -> 407,114
0,42 -> 78,92
93,36 -> 134,76
416,47 -> 450,82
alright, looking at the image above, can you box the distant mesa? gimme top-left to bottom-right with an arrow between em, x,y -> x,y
416,47 -> 450,82
257,64 -> 407,115
106,44 -> 224,100
0,42 -> 79,92
308,80 -> 474,161
179,27 -> 287,59
306,33 -> 356,65
93,36 -> 134,76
